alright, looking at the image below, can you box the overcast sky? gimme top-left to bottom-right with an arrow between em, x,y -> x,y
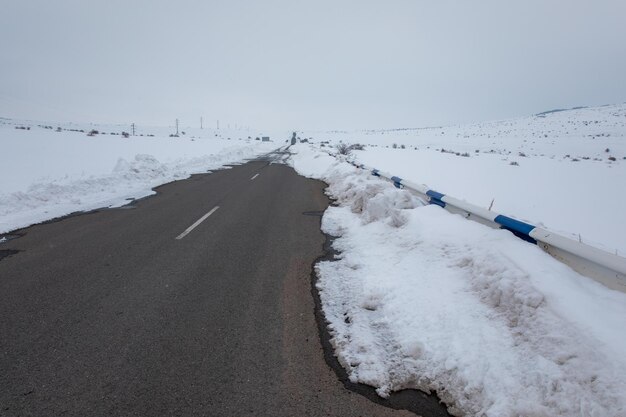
1,0 -> 625,130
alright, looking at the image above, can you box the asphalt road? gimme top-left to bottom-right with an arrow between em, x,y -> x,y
0,151 -> 449,417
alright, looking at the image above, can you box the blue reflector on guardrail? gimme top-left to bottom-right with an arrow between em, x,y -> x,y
426,190 -> 445,200
494,215 -> 537,243
390,176 -> 403,188
372,169 -> 380,177
426,190 -> 446,208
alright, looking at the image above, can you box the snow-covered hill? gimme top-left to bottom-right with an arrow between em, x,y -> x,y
301,103 -> 626,254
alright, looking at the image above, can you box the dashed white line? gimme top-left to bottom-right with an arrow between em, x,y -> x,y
250,173 -> 260,180
175,206 -> 219,240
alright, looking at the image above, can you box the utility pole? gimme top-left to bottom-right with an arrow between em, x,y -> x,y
217,120 -> 219,130
131,123 -> 135,136
175,119 -> 179,136
200,117 -> 203,129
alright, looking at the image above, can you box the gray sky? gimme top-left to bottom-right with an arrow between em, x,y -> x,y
1,0 -> 625,130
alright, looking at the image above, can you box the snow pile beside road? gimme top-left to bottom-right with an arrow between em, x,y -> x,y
0,122 -> 275,233
289,144 -> 626,416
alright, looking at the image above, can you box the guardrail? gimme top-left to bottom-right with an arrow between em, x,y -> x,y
343,158 -> 626,293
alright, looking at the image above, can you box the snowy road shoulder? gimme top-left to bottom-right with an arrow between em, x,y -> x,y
289,144 -> 626,416
0,122 -> 276,234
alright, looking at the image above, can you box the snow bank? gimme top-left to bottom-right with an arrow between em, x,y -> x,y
289,143 -> 626,417
0,121 -> 276,233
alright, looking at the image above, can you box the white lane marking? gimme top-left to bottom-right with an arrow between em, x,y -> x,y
175,206 -> 219,240
250,173 -> 260,180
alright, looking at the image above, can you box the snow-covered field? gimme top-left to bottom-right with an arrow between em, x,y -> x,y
291,105 -> 626,416
0,118 -> 279,233
302,104 -> 626,254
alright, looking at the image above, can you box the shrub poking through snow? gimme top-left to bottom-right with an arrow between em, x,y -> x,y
336,143 -> 365,155
336,143 -> 351,154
